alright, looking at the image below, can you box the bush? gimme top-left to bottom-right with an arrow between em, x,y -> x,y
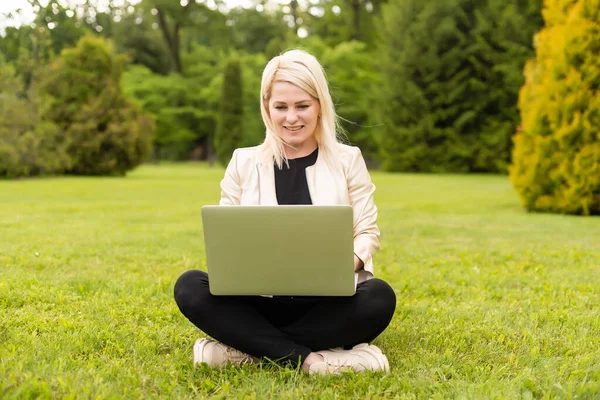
509,0 -> 600,215
41,35 -> 154,175
0,63 -> 68,178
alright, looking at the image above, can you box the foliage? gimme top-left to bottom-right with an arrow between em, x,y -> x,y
510,0 -> 600,215
41,35 -> 154,175
33,2 -> 88,55
123,65 -> 207,160
122,47 -> 265,161
379,0 -> 543,173
320,40 -> 383,162
214,56 -> 244,166
303,0 -> 387,46
227,7 -> 290,54
114,14 -> 172,75
0,26 -> 35,64
0,0 -> 551,171
1,165 -> 600,397
0,63 -> 68,178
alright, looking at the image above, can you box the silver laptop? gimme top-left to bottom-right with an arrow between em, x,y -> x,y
201,205 -> 355,296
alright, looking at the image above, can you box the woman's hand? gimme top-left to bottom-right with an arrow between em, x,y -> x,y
354,254 -> 364,272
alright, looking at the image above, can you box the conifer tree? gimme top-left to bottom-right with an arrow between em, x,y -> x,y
214,57 -> 244,166
379,0 -> 543,172
510,0 -> 600,215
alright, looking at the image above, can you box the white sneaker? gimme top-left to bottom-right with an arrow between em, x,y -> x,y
193,338 -> 258,367
309,344 -> 390,375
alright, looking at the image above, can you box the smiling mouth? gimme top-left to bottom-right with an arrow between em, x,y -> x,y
284,126 -> 304,132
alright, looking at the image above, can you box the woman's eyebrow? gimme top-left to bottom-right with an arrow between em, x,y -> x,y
272,100 -> 312,105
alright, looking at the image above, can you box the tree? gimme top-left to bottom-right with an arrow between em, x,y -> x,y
302,0 -> 387,46
214,56 -> 244,166
140,0 -> 220,74
321,41 -> 382,162
0,62 -> 67,178
114,14 -> 172,75
227,7 -> 289,54
378,0 -> 543,172
122,64 -> 208,160
41,35 -> 154,175
509,0 -> 600,215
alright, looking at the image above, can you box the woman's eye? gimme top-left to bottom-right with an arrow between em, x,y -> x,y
274,106 -> 286,110
297,105 -> 309,110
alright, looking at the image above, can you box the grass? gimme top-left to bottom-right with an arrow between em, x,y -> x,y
1,163 -> 599,399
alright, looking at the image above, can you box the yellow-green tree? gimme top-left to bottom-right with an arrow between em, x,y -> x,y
510,0 -> 600,215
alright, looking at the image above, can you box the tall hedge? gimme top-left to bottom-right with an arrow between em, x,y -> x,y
379,0 -> 543,172
41,35 -> 154,175
214,57 -> 244,166
510,0 -> 600,215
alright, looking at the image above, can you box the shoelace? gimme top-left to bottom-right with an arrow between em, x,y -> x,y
225,347 -> 255,365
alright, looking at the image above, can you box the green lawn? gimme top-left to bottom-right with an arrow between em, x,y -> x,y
1,164 -> 599,399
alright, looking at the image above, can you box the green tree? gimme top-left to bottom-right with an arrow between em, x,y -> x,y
114,14 -> 172,75
227,7 -> 290,54
214,56 -> 244,166
379,0 -> 543,172
0,26 -> 34,64
41,35 -> 154,175
140,0 -> 222,74
303,0 -> 387,45
0,62 -> 68,178
123,64 -> 208,160
510,0 -> 600,215
321,41 -> 382,162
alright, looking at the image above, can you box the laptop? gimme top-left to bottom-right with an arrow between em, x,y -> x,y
201,205 -> 355,296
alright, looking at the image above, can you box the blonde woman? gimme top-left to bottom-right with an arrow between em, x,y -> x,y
174,50 -> 396,374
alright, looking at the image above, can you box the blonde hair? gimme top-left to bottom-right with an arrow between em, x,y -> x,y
259,49 -> 345,169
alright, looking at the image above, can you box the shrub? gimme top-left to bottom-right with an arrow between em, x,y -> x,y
41,35 -> 154,175
0,63 -> 68,178
509,0 -> 600,215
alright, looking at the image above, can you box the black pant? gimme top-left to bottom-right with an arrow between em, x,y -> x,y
174,270 -> 396,366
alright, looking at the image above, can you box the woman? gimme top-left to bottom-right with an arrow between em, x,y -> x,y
174,49 -> 396,374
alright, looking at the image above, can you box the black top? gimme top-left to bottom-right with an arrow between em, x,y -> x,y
275,148 -> 319,205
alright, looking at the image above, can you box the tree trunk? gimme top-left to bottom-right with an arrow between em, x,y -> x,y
156,8 -> 183,73
351,0 -> 361,41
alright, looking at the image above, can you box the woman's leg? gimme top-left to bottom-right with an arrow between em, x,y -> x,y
173,270 -> 312,366
279,278 -> 397,351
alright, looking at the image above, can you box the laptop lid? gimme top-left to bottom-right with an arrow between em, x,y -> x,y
201,205 -> 355,296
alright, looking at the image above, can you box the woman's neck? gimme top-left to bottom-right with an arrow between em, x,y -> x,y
284,142 -> 318,160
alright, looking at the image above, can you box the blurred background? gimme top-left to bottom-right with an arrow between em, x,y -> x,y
0,0 -> 598,215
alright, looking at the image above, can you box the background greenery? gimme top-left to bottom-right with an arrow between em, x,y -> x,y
1,0 -> 544,171
1,0 -> 598,213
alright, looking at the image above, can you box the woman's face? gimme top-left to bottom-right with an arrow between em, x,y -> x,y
268,81 -> 321,158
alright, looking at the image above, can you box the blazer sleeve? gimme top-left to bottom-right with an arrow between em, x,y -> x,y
347,147 -> 380,278
219,150 -> 242,206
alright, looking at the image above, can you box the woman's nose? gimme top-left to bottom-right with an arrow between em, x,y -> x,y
286,110 -> 298,123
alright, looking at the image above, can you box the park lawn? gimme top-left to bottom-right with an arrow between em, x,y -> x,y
1,163 -> 599,399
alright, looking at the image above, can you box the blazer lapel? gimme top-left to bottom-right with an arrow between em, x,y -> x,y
257,162 -> 278,205
306,151 -> 344,205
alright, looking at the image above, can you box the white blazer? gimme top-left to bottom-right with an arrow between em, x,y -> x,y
219,143 -> 380,285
